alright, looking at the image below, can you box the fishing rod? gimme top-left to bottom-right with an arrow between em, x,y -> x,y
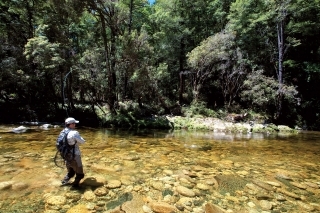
55,68 -> 73,168
63,68 -> 73,117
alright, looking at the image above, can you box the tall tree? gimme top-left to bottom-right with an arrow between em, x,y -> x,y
0,0 -> 51,121
227,0 -> 301,119
275,0 -> 290,119
187,31 -> 248,106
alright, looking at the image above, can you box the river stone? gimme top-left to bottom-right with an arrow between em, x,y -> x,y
196,183 -> 210,190
303,182 -> 319,189
193,207 -> 205,213
151,181 -> 164,191
12,182 -> 29,190
179,181 -> 195,189
94,186 -> 108,196
236,170 -> 249,176
163,194 -> 173,203
0,181 -> 14,190
179,177 -> 191,184
247,202 -> 256,208
83,190 -> 96,201
176,185 -> 195,197
66,204 -> 89,213
265,181 -> 281,187
259,200 -> 273,210
163,169 -> 173,175
123,155 -> 140,161
149,201 -> 178,213
275,171 -> 293,180
142,204 -> 153,213
133,185 -> 143,191
290,182 -> 307,189
219,160 -> 234,169
85,202 -> 96,210
204,203 -> 227,213
252,180 -> 275,191
120,176 -> 133,185
106,180 -> 122,189
305,187 -> 320,194
123,160 -> 136,167
310,203 -> 320,211
82,176 -> 105,187
276,188 -> 300,199
210,155 -> 221,161
274,193 -> 287,201
192,165 -> 205,171
121,193 -> 145,213
177,197 -> 193,206
65,192 -> 82,200
297,201 -> 315,212
225,195 -> 239,203
46,195 -> 66,205
215,175 -> 248,195
246,183 -> 260,192
185,171 -> 198,178
43,210 -> 60,213
204,178 -> 219,189
256,193 -> 273,200
113,165 -> 122,171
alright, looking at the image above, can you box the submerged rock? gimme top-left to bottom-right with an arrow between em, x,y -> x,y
0,181 -> 14,190
12,126 -> 27,133
175,185 -> 196,197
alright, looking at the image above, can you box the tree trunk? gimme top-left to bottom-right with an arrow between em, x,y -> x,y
275,5 -> 287,120
99,11 -> 116,112
128,0 -> 133,33
179,38 -> 185,104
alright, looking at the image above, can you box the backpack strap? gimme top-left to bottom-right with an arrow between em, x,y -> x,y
64,129 -> 77,159
62,129 -> 71,144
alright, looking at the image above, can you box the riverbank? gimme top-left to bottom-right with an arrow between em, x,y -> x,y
101,114 -> 299,135
164,116 -> 298,134
96,104 -> 299,133
9,115 -> 299,135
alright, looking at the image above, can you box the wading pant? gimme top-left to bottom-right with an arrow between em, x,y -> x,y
65,154 -> 84,184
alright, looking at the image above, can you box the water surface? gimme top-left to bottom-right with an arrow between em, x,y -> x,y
0,125 -> 319,212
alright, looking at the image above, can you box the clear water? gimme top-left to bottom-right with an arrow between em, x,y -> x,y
0,125 -> 319,212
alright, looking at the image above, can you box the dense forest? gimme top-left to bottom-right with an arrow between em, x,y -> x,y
0,0 -> 320,129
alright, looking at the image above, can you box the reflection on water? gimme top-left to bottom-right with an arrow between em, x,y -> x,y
0,125 -> 319,212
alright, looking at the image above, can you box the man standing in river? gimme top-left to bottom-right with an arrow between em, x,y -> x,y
58,117 -> 85,188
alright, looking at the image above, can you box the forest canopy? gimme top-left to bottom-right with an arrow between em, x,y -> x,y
0,0 -> 320,130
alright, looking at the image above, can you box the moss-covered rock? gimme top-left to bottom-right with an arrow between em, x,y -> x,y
278,125 -> 296,133
251,124 -> 265,133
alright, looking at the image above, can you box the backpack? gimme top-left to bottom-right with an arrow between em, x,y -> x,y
56,129 -> 75,160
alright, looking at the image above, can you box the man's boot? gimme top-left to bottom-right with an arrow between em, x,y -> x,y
71,173 -> 84,188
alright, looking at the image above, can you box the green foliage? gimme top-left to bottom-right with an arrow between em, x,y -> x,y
227,0 -> 278,70
187,32 -> 236,69
98,100 -> 172,129
76,47 -> 107,98
303,62 -> 320,82
241,69 -> 298,113
241,69 -> 278,110
182,101 -> 217,118
1,0 -> 320,130
24,34 -> 64,71
187,31 -> 249,105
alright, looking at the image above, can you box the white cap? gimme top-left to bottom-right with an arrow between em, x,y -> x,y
65,117 -> 79,124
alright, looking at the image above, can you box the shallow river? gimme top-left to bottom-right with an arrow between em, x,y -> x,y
0,125 -> 319,213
